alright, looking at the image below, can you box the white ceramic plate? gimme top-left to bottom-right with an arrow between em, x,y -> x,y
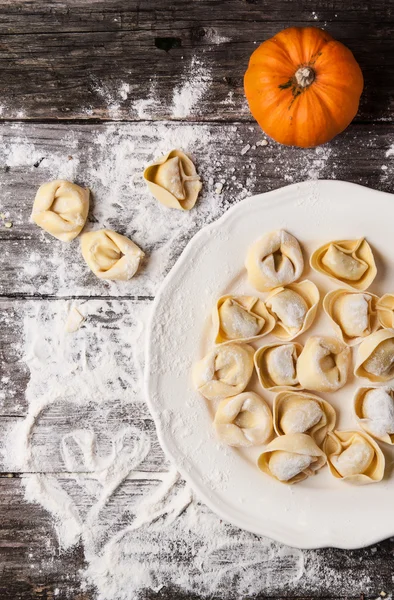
145,180 -> 394,549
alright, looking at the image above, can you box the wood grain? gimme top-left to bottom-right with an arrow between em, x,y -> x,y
1,476 -> 394,600
0,1 -> 392,121
2,1 -> 394,598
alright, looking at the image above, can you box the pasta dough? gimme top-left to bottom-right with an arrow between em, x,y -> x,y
258,433 -> 326,484
376,294 -> 394,329
193,343 -> 254,401
323,289 -> 378,346
245,230 -> 304,291
297,336 -> 350,392
354,329 -> 394,382
143,149 -> 202,210
214,392 -> 273,447
32,180 -> 90,242
324,430 -> 384,484
80,229 -> 145,281
310,238 -> 377,290
354,386 -> 394,444
212,295 -> 275,344
265,280 -> 320,340
274,391 -> 336,446
254,342 -> 303,391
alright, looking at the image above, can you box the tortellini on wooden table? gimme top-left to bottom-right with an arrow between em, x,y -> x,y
212,295 -> 275,344
265,280 -> 319,340
323,289 -> 379,346
258,433 -> 326,484
214,392 -> 273,447
193,343 -> 254,401
310,238 -> 377,291
354,329 -> 394,382
245,229 -> 304,291
254,342 -> 303,391
354,386 -> 394,444
32,179 -> 90,242
324,430 -> 385,484
144,149 -> 202,210
81,229 -> 145,281
297,336 -> 350,392
273,391 -> 336,446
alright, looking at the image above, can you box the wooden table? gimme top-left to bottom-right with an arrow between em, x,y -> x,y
1,1 -> 394,598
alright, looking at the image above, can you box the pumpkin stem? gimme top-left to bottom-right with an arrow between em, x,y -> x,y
295,66 -> 315,88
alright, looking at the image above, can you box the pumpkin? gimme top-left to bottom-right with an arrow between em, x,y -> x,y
244,27 -> 364,148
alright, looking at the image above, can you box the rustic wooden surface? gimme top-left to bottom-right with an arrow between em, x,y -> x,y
2,0 -> 394,598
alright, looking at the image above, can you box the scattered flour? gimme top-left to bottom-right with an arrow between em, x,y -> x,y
1,296 -> 384,599
172,56 -> 212,118
0,72 -> 391,598
4,299 -> 308,599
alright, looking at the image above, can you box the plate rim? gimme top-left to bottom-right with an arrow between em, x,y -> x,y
144,179 -> 394,550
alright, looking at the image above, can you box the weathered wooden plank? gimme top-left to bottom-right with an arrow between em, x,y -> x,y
1,0 -> 393,33
0,476 -> 394,600
0,1 -> 391,121
0,121 -> 393,298
0,297 -> 153,415
0,475 -> 89,599
0,414 -> 166,473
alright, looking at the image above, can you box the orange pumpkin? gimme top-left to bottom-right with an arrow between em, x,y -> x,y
244,27 -> 364,148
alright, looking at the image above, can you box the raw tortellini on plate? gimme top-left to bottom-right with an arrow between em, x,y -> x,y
245,229 -> 304,291
354,329 -> 394,383
214,391 -> 273,447
297,336 -> 350,392
265,280 -> 319,340
254,342 -> 303,391
212,295 -> 275,344
32,180 -> 90,242
81,229 -> 145,281
310,238 -> 377,291
354,386 -> 394,445
323,289 -> 379,346
195,227 -> 394,486
376,294 -> 394,329
273,391 -> 336,446
193,343 -> 254,401
258,433 -> 326,484
324,430 -> 384,484
144,149 -> 202,210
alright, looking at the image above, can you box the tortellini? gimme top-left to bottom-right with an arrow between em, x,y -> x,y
193,343 -> 254,401
297,336 -> 350,392
324,430 -> 384,484
354,329 -> 394,383
214,392 -> 273,447
80,229 -> 145,281
143,149 -> 202,210
310,238 -> 377,290
323,289 -> 379,346
32,180 -> 90,242
254,342 -> 303,391
257,433 -> 326,485
245,230 -> 304,291
354,386 -> 394,444
265,280 -> 320,340
376,294 -> 394,329
273,391 -> 336,446
212,295 -> 275,344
